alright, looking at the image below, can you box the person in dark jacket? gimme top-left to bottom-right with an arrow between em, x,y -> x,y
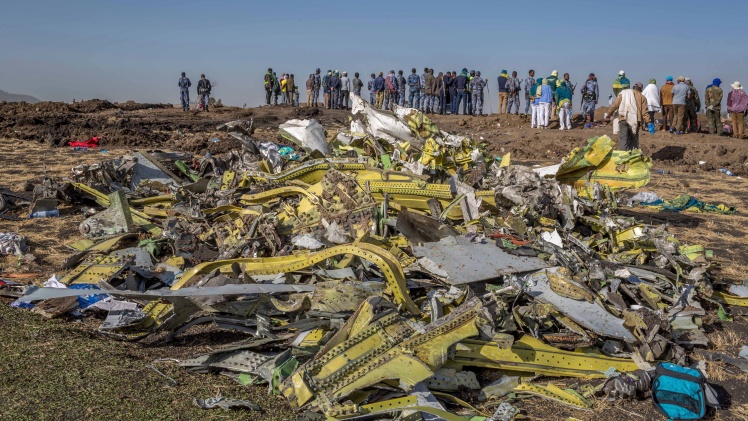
197,74 -> 211,111
442,72 -> 453,114
497,70 -> 509,113
452,69 -> 470,115
449,71 -> 458,113
178,72 -> 191,111
328,72 -> 340,109
374,72 -> 385,109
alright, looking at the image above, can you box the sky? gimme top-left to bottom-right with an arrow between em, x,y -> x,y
2,0 -> 746,108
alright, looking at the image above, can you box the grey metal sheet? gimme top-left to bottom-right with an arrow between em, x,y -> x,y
20,283 -> 315,302
413,236 -> 549,285
524,267 -> 636,343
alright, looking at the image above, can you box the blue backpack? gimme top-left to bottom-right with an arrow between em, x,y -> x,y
652,363 -> 708,420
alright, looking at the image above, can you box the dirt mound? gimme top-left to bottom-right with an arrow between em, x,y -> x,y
0,101 -> 75,115
115,101 -> 175,111
71,99 -> 118,113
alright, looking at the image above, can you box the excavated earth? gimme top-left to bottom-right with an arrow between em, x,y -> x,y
1,100 -> 748,421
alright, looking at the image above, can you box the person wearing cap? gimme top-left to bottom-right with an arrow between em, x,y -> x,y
580,73 -> 599,127
642,79 -> 661,129
684,78 -> 701,133
546,70 -> 559,118
197,74 -> 211,112
704,79 -> 723,135
607,82 -> 653,150
178,72 -> 191,111
671,76 -> 690,134
727,81 -> 748,139
470,71 -> 486,116
523,70 -> 536,115
312,69 -> 321,108
340,72 -> 351,110
660,76 -> 675,131
612,71 -> 630,97
264,68 -> 274,105
497,70 -> 509,113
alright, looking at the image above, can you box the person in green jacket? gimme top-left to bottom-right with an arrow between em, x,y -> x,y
613,70 -> 631,96
554,81 -> 573,130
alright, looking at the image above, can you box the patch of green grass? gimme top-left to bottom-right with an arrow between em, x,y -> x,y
0,302 -> 295,421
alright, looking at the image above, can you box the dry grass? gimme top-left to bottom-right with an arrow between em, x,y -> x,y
708,326 -> 745,352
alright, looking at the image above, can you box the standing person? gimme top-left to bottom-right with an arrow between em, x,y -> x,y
328,71 -> 340,109
374,72 -> 385,109
660,76 -> 675,131
368,73 -> 376,104
497,70 -> 509,113
419,68 -> 429,111
453,69 -> 470,115
442,71 -> 452,114
671,76 -> 690,134
287,74 -> 296,106
563,73 -> 576,100
612,70 -> 630,97
704,78 -> 723,135
554,81 -> 573,129
306,74 -> 314,107
178,72 -> 191,111
470,71 -> 486,115
293,84 -> 300,107
352,72 -> 364,98
197,74 -> 211,111
537,79 -> 553,129
312,69 -> 321,107
642,79 -> 661,128
423,69 -> 435,113
264,68 -> 274,105
384,70 -> 397,111
727,81 -> 748,139
546,70 -> 559,118
685,78 -> 701,133
396,70 -> 407,106
280,74 -> 288,105
467,70 -> 475,115
340,72 -> 351,110
580,73 -> 599,127
530,77 -> 542,128
434,72 -> 444,114
323,71 -> 332,109
448,71 -> 458,113
407,68 -> 421,109
606,82 -> 653,150
271,72 -> 280,105
524,70 -> 536,115
506,71 -> 521,114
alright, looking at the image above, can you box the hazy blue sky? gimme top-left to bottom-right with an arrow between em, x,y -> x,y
2,0 -> 745,107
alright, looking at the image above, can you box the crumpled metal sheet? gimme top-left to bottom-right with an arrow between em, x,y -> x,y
413,236 -> 549,285
523,267 -> 636,342
279,119 -> 330,155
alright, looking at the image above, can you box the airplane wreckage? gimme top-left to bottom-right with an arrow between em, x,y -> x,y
3,95 -> 743,420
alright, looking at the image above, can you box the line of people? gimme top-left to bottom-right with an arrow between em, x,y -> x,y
177,72 -> 212,111
259,67 -> 748,138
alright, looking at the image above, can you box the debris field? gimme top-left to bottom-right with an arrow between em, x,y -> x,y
1,95 -> 748,421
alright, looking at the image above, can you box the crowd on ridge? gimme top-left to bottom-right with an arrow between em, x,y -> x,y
176,69 -> 748,146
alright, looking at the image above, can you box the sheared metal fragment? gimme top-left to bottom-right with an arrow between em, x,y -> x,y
281,297 -> 489,414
